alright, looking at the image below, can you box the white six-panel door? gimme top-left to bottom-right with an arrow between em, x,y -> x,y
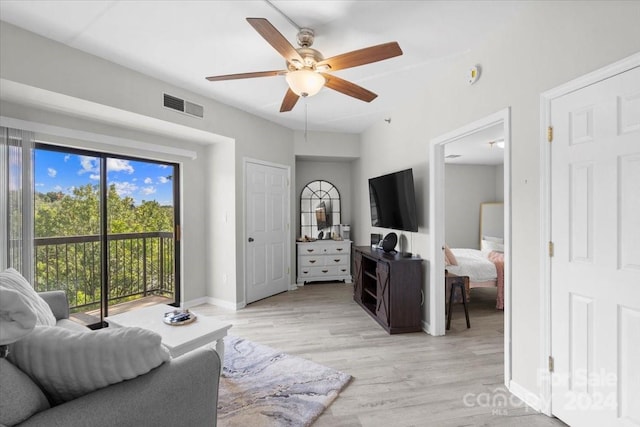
245,161 -> 289,304
550,66 -> 640,426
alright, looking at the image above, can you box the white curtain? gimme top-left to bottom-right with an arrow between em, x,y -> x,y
0,126 -> 35,281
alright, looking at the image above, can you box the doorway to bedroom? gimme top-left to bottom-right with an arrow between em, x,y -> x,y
429,108 -> 511,385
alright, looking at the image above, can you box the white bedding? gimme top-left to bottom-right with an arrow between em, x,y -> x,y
446,248 -> 497,282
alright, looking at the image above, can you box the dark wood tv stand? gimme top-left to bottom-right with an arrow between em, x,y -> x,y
353,246 -> 423,334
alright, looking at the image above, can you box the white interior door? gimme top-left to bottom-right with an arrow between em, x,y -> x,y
550,66 -> 640,426
245,161 -> 289,304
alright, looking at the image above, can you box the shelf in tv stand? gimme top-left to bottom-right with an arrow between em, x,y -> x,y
363,288 -> 376,299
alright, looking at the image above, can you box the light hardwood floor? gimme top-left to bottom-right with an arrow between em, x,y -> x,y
194,283 -> 566,427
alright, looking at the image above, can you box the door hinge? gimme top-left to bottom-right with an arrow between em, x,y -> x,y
548,241 -> 554,257
547,126 -> 553,143
549,355 -> 555,373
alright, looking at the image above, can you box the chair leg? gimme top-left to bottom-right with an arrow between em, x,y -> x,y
460,283 -> 470,328
446,283 -> 455,330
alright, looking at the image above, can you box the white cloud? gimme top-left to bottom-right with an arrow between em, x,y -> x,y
107,158 -> 134,174
158,176 -> 170,184
158,164 -> 169,169
78,156 -> 98,175
141,186 -> 156,196
35,183 -> 45,187
64,155 -> 70,162
144,177 -> 152,184
113,181 -> 138,197
47,168 -> 57,178
53,185 -> 63,192
89,174 -> 100,181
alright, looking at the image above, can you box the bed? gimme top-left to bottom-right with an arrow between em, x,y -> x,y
445,202 -> 505,309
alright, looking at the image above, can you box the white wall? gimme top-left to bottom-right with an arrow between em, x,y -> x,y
353,1 -> 640,397
294,130 -> 359,159
0,21 -> 297,307
445,164 -> 500,249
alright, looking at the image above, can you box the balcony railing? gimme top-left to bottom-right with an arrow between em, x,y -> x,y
34,232 -> 175,312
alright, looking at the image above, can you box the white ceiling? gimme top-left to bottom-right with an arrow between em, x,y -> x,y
445,122 -> 505,165
0,1 -> 526,135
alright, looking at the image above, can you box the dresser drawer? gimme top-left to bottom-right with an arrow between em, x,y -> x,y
325,242 -> 350,255
300,256 -> 325,267
298,266 -> 339,278
326,254 -> 349,266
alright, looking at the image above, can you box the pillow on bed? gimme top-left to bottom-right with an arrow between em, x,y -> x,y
482,239 -> 505,252
8,325 -> 170,405
483,235 -> 504,243
444,245 -> 458,266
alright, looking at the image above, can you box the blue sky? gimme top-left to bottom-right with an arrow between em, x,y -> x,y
34,149 -> 174,206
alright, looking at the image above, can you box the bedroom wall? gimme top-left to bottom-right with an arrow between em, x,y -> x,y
295,159 -> 354,239
353,0 -> 640,400
0,21 -> 297,308
444,164 -> 500,249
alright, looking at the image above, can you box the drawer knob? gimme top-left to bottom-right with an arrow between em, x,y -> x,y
334,259 -> 340,263
307,249 -> 314,253
336,248 -> 343,251
309,260 -> 317,264
322,269 -> 329,273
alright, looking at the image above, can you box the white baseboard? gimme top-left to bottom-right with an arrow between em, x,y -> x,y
182,296 -> 245,311
180,296 -> 209,309
508,380 -> 542,413
422,320 -> 432,335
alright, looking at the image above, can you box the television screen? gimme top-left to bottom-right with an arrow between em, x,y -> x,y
369,169 -> 418,232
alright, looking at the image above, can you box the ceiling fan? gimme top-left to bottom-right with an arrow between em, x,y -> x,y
205,18 -> 403,112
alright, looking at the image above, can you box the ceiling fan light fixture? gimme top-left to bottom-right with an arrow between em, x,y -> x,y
286,69 -> 326,97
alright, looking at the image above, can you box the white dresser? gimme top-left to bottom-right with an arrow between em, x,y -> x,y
296,240 -> 352,285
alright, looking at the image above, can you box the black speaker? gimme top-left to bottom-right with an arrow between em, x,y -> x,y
381,232 -> 398,253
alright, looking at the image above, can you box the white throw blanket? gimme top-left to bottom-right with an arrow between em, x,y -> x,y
0,287 -> 36,345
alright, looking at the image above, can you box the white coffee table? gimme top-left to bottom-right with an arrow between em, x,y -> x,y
106,304 -> 232,368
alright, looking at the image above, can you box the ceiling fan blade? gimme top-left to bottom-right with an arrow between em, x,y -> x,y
321,73 -> 378,103
318,42 -> 403,72
247,18 -> 304,64
206,70 -> 285,81
280,88 -> 300,112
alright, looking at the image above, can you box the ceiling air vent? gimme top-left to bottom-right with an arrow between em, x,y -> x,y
163,93 -> 203,118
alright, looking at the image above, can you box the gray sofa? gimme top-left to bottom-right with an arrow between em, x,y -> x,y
7,291 -> 221,427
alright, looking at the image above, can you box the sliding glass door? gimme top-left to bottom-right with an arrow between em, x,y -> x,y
33,145 -> 180,326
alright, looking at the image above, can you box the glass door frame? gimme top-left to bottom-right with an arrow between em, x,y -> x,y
34,143 -> 181,327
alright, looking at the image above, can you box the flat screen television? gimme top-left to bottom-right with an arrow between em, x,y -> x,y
369,168 -> 418,232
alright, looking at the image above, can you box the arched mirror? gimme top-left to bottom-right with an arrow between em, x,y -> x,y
300,180 -> 340,239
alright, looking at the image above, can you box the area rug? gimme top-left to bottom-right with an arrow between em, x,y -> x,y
217,336 -> 352,427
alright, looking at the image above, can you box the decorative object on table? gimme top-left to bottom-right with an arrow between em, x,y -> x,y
381,232 -> 398,253
218,336 -> 352,427
163,309 -> 197,326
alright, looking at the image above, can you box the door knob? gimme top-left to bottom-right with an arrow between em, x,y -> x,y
248,237 -> 254,242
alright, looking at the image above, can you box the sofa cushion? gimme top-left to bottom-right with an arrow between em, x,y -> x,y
56,318 -> 90,332
0,269 -> 56,327
0,286 -> 37,345
0,358 -> 50,426
8,325 -> 170,405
